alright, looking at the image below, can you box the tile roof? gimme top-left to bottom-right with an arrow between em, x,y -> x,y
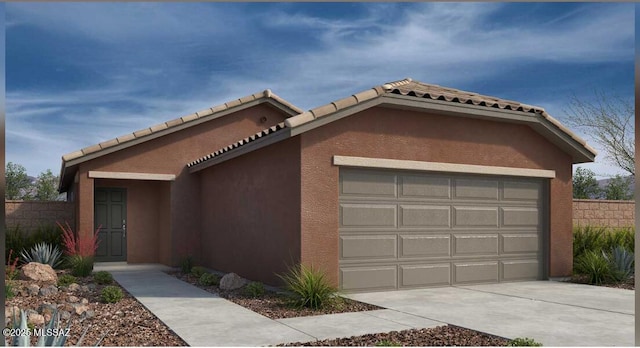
61,89 -> 302,163
188,78 -> 596,168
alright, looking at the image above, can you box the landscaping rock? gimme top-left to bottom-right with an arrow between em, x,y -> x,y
219,272 -> 247,290
27,313 -> 45,326
84,310 -> 95,319
68,283 -> 81,292
5,306 -> 20,321
37,304 -> 57,315
81,298 -> 89,304
59,311 -> 71,320
68,296 -> 80,303
39,285 -> 59,296
87,284 -> 97,291
20,263 -> 58,284
27,284 -> 40,296
72,303 -> 89,315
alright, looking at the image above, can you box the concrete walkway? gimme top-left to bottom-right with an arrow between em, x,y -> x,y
97,263 -> 440,346
347,281 -> 635,347
98,264 -> 634,346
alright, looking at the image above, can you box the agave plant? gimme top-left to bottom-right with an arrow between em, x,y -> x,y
20,243 -> 63,269
604,246 -> 634,282
7,308 -> 107,346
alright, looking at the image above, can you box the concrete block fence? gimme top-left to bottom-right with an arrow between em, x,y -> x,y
5,200 -> 75,232
572,199 -> 635,228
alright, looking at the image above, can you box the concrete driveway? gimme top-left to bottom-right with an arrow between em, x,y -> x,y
346,281 -> 634,347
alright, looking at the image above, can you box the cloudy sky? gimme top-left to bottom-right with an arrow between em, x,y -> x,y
6,2 -> 635,180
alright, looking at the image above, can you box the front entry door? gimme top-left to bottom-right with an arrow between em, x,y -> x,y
94,188 -> 127,262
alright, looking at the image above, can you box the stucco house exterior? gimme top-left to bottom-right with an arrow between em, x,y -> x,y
59,78 -> 596,292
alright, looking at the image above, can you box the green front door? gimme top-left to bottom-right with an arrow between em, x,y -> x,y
94,188 -> 127,262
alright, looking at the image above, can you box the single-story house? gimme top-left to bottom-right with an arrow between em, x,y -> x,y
59,78 -> 596,292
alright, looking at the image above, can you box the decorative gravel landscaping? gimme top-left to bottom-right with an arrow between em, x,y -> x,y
277,325 -> 511,346
168,270 -> 382,319
5,270 -> 187,346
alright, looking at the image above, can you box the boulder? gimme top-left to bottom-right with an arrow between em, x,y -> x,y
219,273 -> 247,290
27,313 -> 45,326
39,285 -> 58,296
27,284 -> 40,296
20,263 -> 58,284
68,283 -> 81,292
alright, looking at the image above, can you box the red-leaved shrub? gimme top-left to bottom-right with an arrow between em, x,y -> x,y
57,221 -> 102,257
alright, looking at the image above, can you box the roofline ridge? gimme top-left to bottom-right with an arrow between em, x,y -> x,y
382,77 -> 413,91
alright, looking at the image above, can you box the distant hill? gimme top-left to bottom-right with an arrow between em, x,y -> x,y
596,175 -> 635,199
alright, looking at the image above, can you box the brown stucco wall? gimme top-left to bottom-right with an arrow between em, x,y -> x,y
299,106 -> 574,284
573,199 -> 635,228
198,136 -> 301,285
73,103 -> 289,265
5,201 -> 75,232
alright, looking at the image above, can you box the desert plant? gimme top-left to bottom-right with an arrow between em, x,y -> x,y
57,221 -> 101,257
93,271 -> 114,285
6,282 -> 15,299
198,273 -> 219,286
244,281 -> 265,297
180,256 -> 194,274
604,246 -> 634,282
6,249 -> 20,280
375,340 -> 402,347
508,337 -> 543,346
613,227 -> 635,253
191,266 -> 207,278
574,250 -> 612,285
69,255 -> 94,277
57,274 -> 77,287
573,225 -> 607,259
19,242 -> 64,269
277,264 -> 338,310
30,224 -> 64,251
101,285 -> 124,303
6,225 -> 28,263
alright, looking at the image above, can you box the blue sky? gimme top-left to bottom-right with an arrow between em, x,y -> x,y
6,2 -> 635,179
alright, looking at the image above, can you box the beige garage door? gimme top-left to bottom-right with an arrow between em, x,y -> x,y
339,168 -> 546,292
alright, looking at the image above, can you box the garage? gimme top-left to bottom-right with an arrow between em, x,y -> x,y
339,167 -> 546,291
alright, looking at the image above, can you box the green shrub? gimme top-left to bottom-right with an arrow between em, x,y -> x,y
6,283 -> 14,299
573,225 -> 606,259
6,225 -> 28,263
198,273 -> 219,286
6,224 -> 65,264
277,264 -> 338,310
101,285 -> 124,303
180,256 -> 194,274
375,340 -> 402,346
245,281 -> 265,297
574,250 -> 612,285
57,274 -> 77,287
20,242 -> 64,269
191,266 -> 207,278
508,337 -> 543,346
93,271 -> 114,285
69,255 -> 94,277
614,227 -> 634,253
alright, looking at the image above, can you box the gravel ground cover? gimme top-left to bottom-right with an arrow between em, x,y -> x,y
569,275 -> 635,290
168,271 -> 381,319
5,272 -> 187,346
277,325 -> 510,346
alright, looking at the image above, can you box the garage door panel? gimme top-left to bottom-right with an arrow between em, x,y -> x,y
454,262 -> 499,284
341,266 -> 397,291
454,179 -> 499,200
454,207 -> 499,227
400,234 -> 450,258
341,235 -> 397,260
339,169 -> 544,292
341,171 -> 397,197
341,204 -> 397,227
503,181 -> 540,201
400,264 -> 450,287
501,207 -> 539,227
400,175 -> 450,199
502,260 -> 540,281
400,205 -> 450,227
502,234 -> 539,253
454,234 -> 498,255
